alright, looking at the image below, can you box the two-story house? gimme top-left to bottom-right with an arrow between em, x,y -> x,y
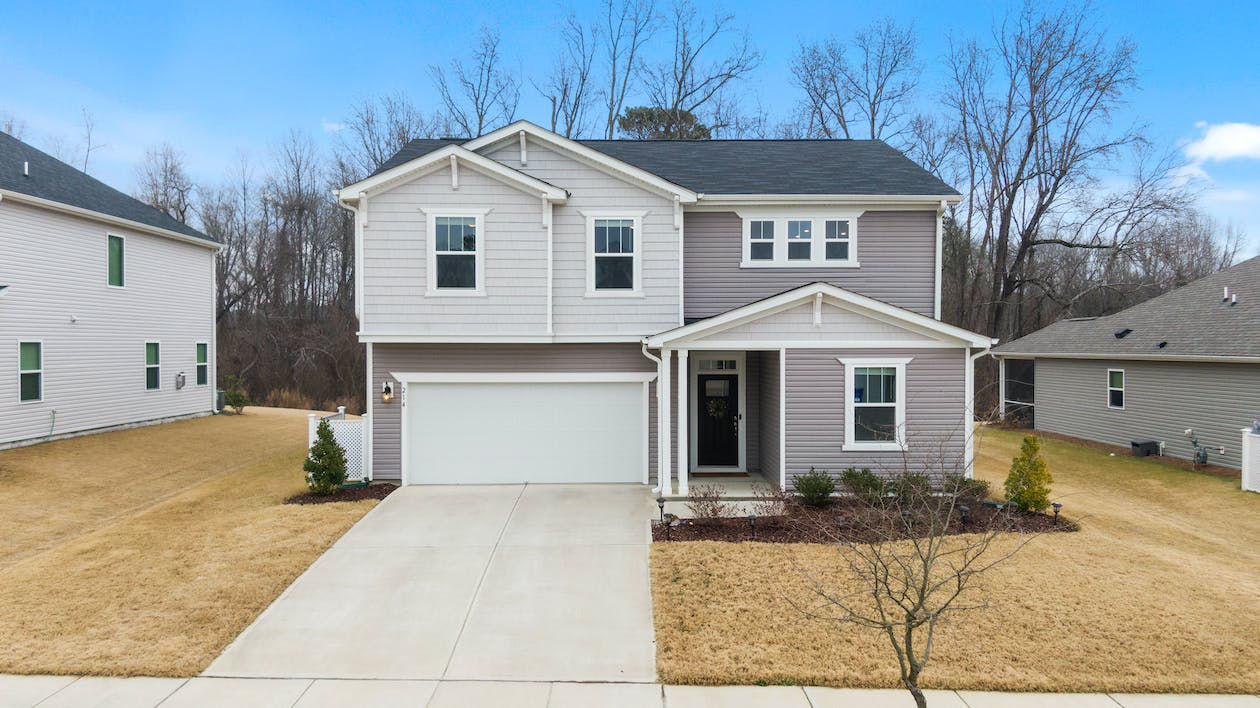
337,121 -> 992,494
0,131 -> 219,448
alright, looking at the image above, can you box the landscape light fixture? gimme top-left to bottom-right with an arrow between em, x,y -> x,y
381,381 -> 394,403
1052,501 -> 1063,524
748,514 -> 758,540
959,504 -> 970,525
656,496 -> 666,522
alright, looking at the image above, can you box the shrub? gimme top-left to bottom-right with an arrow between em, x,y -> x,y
943,474 -> 991,502
1005,435 -> 1053,512
793,467 -> 836,507
222,374 -> 250,415
686,483 -> 728,519
888,473 -> 932,506
840,467 -> 885,502
749,483 -> 793,517
304,420 -> 348,495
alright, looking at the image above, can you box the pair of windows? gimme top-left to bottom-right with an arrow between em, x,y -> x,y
425,212 -> 642,295
842,358 -> 909,451
746,216 -> 855,267
144,343 -> 210,390
17,342 -> 208,402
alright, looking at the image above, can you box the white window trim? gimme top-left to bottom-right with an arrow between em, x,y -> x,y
195,341 -> 210,387
737,210 -> 863,269
145,341 -> 161,391
423,208 -> 489,297
107,233 -> 126,288
839,356 -> 911,452
1107,368 -> 1125,410
583,210 -> 646,297
18,340 -> 42,404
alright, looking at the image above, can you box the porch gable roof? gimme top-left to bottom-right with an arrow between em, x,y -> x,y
645,282 -> 995,349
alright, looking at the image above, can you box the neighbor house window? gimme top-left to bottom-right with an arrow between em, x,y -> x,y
19,341 -> 41,402
1107,369 -> 1125,409
840,357 -> 910,451
740,213 -> 859,267
107,235 -> 125,287
145,342 -> 160,390
586,213 -> 644,295
195,343 -> 209,386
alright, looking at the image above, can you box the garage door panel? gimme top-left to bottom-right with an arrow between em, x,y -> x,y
406,381 -> 644,484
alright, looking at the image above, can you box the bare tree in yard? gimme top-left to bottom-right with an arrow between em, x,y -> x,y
334,94 -> 447,179
430,26 -> 519,138
135,143 -> 196,223
640,0 -> 761,138
78,108 -> 104,173
601,0 -> 657,139
538,13 -> 599,138
791,19 -> 919,141
1,110 -> 27,139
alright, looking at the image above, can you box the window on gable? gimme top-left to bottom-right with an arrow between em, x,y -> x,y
787,220 -> 812,260
1107,369 -> 1125,409
108,235 -> 124,287
593,218 -> 636,291
434,216 -> 478,289
196,343 -> 209,386
145,342 -> 160,391
825,219 -> 850,261
749,220 -> 774,261
19,342 -> 41,402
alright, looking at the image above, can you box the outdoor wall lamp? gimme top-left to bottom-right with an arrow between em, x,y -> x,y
381,381 -> 394,403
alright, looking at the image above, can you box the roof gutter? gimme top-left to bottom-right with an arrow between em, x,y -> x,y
696,193 -> 964,207
0,188 -> 221,250
991,351 -> 1260,364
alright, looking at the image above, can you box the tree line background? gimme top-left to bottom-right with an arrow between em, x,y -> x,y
4,0 -> 1244,413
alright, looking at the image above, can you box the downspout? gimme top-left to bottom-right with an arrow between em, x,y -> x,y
642,342 -> 664,494
963,344 -> 993,479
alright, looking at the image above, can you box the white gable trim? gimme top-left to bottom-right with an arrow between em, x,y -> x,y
336,144 -> 568,204
645,282 -> 994,349
463,121 -> 699,204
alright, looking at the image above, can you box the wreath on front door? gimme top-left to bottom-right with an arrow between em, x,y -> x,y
706,399 -> 729,419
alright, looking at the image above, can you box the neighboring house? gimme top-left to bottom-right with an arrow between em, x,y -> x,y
993,255 -> 1260,469
337,121 -> 993,493
0,131 -> 220,449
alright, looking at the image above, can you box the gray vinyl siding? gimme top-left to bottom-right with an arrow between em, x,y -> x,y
1032,357 -> 1260,469
784,348 -> 967,480
683,210 -> 937,320
483,139 -> 680,335
759,350 -> 782,483
370,343 -> 657,481
0,200 -> 217,447
361,164 -> 548,334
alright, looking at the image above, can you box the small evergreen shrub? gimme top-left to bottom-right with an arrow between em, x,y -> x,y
1004,435 -> 1053,512
305,419 -> 348,495
888,473 -> 932,506
222,374 -> 250,415
793,467 -> 836,507
943,474 -> 991,502
840,467 -> 885,502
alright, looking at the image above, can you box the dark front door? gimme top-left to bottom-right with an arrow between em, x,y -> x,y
697,374 -> 739,466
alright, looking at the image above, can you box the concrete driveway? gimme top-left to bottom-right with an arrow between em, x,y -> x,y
205,484 -> 657,683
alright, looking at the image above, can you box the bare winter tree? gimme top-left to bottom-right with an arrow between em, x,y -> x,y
334,94 -> 446,179
791,18 -> 919,140
641,0 -> 761,137
1,111 -> 27,139
78,108 -> 104,173
135,143 -> 195,224
430,27 -> 520,138
601,0 -> 657,139
538,13 -> 599,137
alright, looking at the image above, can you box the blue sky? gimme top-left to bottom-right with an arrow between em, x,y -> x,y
2,1 -> 1257,255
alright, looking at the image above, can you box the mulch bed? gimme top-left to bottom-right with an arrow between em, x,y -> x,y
651,497 -> 1076,544
284,483 -> 398,505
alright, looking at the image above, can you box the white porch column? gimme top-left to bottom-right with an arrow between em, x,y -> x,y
997,356 -> 1007,421
676,349 -> 689,495
659,349 -> 673,494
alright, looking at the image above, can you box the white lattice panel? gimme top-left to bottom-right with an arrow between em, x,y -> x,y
328,419 -> 367,481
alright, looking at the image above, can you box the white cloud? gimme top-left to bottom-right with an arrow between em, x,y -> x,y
322,120 -> 346,134
1204,188 -> 1255,203
1184,122 -> 1260,163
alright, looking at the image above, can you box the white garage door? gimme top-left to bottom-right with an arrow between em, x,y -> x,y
404,381 -> 645,484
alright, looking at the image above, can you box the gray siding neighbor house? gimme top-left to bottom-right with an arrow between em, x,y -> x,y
993,255 -> 1260,469
337,121 -> 993,493
0,131 -> 220,448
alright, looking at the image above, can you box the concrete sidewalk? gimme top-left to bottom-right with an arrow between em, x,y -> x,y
4,675 -> 1260,707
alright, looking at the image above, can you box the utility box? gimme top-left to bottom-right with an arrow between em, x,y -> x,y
1131,440 -> 1160,458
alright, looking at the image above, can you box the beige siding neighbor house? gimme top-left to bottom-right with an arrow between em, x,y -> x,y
339,121 -> 992,493
0,131 -> 219,448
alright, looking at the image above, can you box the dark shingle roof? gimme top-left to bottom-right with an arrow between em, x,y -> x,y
0,131 -> 213,243
372,135 -> 958,197
994,255 -> 1260,359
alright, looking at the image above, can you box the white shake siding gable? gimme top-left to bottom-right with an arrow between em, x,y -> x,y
0,199 -> 216,447
483,139 -> 680,335
360,164 -> 548,335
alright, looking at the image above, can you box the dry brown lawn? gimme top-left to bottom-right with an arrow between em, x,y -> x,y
0,408 -> 379,676
651,427 -> 1260,692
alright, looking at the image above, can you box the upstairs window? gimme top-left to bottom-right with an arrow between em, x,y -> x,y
825,219 -> 851,261
196,343 -> 209,386
749,220 -> 774,261
1107,369 -> 1125,409
586,213 -> 644,295
787,220 -> 812,260
19,341 -> 41,402
108,235 -> 125,287
841,357 -> 910,451
426,211 -> 486,295
145,342 -> 160,390
740,213 -> 859,268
